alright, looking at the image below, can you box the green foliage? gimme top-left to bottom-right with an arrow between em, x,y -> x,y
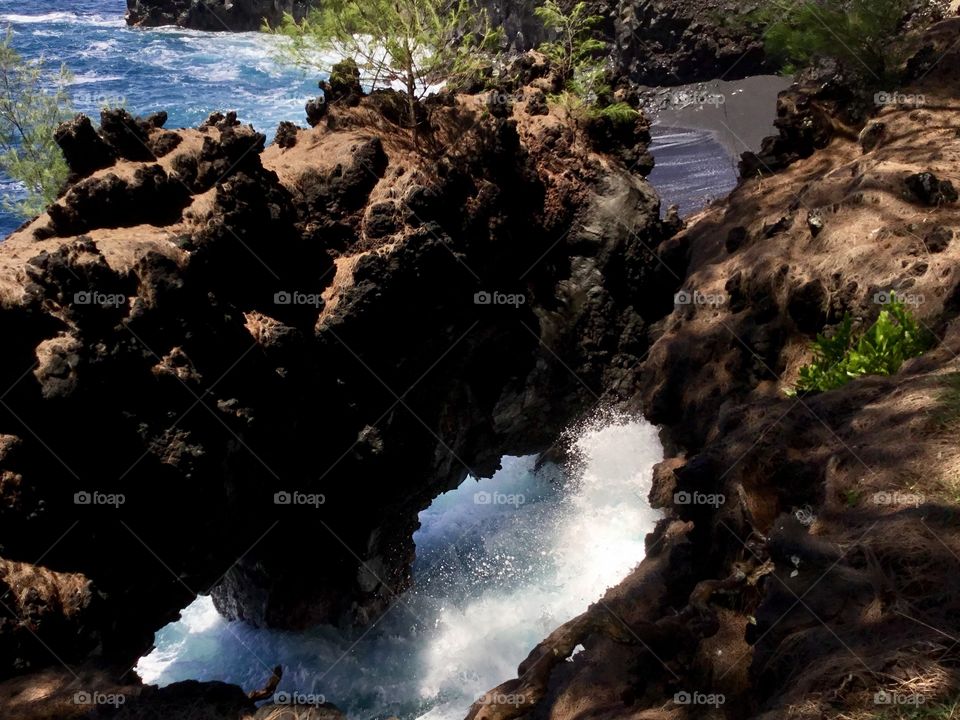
788,296 -> 929,396
268,0 -> 503,139
535,0 -> 605,86
748,0 -> 935,82
535,1 -> 639,122
0,30 -> 71,218
879,696 -> 960,718
594,101 -> 641,125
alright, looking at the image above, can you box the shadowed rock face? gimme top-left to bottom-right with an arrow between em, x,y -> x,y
0,63 -> 676,681
613,0 -> 771,85
467,20 -> 960,720
125,0 -> 313,31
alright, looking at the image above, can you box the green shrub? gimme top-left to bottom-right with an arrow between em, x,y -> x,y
535,1 -> 639,122
788,296 -> 929,396
0,30 -> 72,218
745,0 -> 946,82
594,101 -> 641,125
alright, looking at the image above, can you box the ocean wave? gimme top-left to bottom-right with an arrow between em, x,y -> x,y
69,73 -> 124,85
1,11 -> 120,27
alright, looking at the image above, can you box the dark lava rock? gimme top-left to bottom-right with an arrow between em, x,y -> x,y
858,121 -> 886,153
726,226 -> 749,253
46,165 -> 189,235
54,114 -> 116,181
788,279 -> 828,333
662,205 -> 684,237
364,201 -> 400,239
925,226 -> 953,252
305,96 -> 328,127
763,215 -> 794,237
275,121 -> 299,149
321,58 -> 364,106
149,130 -> 183,157
905,171 -> 959,206
126,0 -> 312,31
614,0 -> 771,85
525,91 -> 549,116
99,108 -> 155,162
807,211 -> 825,237
740,58 -> 872,177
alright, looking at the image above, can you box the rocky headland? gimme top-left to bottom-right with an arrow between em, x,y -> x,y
124,0 -> 770,86
4,8 -> 960,720
0,55 -> 677,718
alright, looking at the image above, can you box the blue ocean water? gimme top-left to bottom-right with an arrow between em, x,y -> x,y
0,0 -> 319,235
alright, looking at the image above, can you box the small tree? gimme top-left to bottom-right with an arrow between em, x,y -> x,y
535,0 -> 605,94
0,30 -> 71,218
753,0 -> 945,82
534,1 -> 638,123
269,0 -> 503,144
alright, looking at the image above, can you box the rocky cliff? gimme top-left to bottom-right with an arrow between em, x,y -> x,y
0,55 -> 677,713
125,0 -> 312,31
469,16 -> 960,720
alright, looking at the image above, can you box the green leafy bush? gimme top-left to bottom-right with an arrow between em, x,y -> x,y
788,296 -> 929,395
535,1 -> 639,122
745,0 -> 946,82
0,30 -> 72,218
